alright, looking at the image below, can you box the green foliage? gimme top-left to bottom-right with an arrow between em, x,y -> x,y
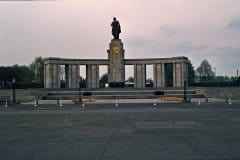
126,76 -> 134,83
12,64 -> 34,82
30,56 -> 44,83
196,59 -> 214,82
186,60 -> 196,84
165,63 -> 173,87
214,76 -> 230,82
0,66 -> 13,81
79,76 -> 86,88
100,73 -> 108,87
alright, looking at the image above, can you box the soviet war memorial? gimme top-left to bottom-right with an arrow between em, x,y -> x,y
44,17 -> 188,89
41,17 -> 194,102
1,1 -> 240,160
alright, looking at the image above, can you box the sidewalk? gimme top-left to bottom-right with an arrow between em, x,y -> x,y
21,98 -> 237,105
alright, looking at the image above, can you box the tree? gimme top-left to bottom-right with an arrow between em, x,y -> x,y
99,73 -> 108,87
125,76 -> 134,87
0,66 -> 14,88
214,76 -> 230,82
196,59 -> 214,82
30,56 -> 44,83
79,76 -> 86,88
126,76 -> 134,83
12,64 -> 34,82
0,66 -> 13,81
145,78 -> 153,87
187,60 -> 196,84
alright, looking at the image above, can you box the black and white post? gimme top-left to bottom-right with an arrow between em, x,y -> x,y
12,77 -> 16,103
183,76 -> 187,103
79,79 -> 81,102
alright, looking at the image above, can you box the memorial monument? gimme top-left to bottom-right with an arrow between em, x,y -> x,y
108,17 -> 125,87
44,17 -> 188,89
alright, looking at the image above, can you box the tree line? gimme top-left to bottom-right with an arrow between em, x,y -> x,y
0,56 -> 44,89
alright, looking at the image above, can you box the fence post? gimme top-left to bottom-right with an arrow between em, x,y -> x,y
5,99 -> 8,108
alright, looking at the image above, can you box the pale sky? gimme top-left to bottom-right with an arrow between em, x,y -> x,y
0,0 -> 240,77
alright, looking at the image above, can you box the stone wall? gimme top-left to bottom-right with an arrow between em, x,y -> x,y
193,87 -> 240,99
0,89 -> 48,101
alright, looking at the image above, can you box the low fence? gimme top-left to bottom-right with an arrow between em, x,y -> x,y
189,81 -> 240,87
193,87 -> 240,100
0,82 -> 44,89
0,89 -> 48,104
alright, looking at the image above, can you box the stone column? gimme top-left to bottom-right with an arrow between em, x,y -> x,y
65,64 -> 70,88
72,64 -> 79,88
182,62 -> 188,86
161,63 -> 165,87
173,63 -> 176,87
52,64 -> 60,88
134,64 -> 146,88
65,64 -> 79,88
153,63 -> 165,87
45,63 -> 60,88
45,63 -> 53,88
86,64 -> 99,88
173,63 -> 183,87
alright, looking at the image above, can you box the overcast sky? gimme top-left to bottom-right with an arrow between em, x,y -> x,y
0,0 -> 240,76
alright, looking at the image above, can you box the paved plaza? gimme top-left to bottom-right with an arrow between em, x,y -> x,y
0,102 -> 240,160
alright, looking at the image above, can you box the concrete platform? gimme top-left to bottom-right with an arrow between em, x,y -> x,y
42,88 -> 205,100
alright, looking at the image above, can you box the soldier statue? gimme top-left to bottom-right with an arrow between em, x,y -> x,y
111,17 -> 121,39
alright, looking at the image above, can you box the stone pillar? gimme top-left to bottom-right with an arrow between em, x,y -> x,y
173,63 -> 183,87
45,63 -> 60,88
107,39 -> 125,87
161,63 -> 165,87
182,62 -> 188,86
65,64 -> 79,88
153,63 -> 165,87
134,64 -> 146,88
52,64 -> 60,88
86,64 -> 99,88
65,64 -> 70,88
45,63 -> 52,88
173,63 -> 176,87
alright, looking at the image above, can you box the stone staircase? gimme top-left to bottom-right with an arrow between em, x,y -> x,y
42,88 -> 205,100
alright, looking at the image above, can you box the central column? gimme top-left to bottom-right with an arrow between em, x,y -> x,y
153,63 -> 165,87
134,64 -> 146,88
107,39 -> 125,87
86,64 -> 99,88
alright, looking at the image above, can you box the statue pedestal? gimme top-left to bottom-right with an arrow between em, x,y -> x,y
107,39 -> 125,87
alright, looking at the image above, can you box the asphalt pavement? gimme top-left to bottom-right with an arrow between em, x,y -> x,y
0,102 -> 240,160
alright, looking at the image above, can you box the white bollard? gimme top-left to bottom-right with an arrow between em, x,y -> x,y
115,98 -> 118,107
229,98 -> 232,105
198,99 -> 201,105
5,99 -> 8,108
59,99 -> 63,107
154,99 -> 157,106
82,101 -> 85,107
34,98 -> 38,107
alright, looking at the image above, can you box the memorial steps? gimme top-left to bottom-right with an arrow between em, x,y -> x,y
42,88 -> 205,100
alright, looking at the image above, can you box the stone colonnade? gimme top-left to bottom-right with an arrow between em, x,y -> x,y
44,64 -> 100,89
150,62 -> 187,88
125,58 -> 188,88
44,57 -> 188,88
